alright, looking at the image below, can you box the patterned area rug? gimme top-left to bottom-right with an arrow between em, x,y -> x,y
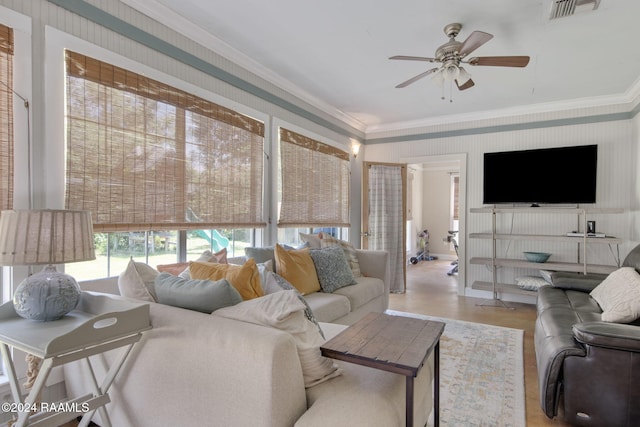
386,310 -> 525,427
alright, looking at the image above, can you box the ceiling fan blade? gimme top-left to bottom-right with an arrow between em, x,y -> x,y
389,55 -> 437,62
467,56 -> 530,67
395,68 -> 439,88
456,78 -> 475,91
458,31 -> 493,57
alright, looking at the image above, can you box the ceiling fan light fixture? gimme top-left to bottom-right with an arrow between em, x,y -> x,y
456,67 -> 472,85
442,62 -> 460,81
431,69 -> 445,87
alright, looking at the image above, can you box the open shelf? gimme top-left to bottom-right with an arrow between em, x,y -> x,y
470,257 -> 618,275
471,281 -> 538,296
469,233 -> 622,245
470,207 -> 625,214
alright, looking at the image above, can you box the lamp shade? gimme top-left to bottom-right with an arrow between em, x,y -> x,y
0,209 -> 95,266
0,210 -> 96,321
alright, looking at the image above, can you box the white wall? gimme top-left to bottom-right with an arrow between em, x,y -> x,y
421,169 -> 457,259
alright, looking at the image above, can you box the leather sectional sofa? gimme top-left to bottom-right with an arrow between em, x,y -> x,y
535,244 -> 640,426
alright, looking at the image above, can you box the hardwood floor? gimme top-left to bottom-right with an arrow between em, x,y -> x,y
391,259 -> 571,427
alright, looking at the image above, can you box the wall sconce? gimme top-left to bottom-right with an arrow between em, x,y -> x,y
352,141 -> 361,159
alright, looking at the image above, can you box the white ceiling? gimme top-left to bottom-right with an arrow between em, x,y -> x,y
124,0 -> 640,133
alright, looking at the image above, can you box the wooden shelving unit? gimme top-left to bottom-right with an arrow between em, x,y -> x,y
470,207 -> 623,299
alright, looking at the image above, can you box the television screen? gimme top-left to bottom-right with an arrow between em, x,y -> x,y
483,145 -> 598,205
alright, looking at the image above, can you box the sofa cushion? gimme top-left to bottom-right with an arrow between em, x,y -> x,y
303,292 -> 351,323
333,276 -> 384,311
320,234 -> 362,277
154,273 -> 242,313
274,244 -> 321,295
590,267 -> 640,323
118,258 -> 158,302
190,258 -> 264,300
310,246 -> 356,293
213,290 -> 340,387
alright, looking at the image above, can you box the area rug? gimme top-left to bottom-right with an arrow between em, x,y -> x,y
385,310 -> 525,427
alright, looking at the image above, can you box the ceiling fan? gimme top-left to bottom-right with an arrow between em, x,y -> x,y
390,23 -> 530,91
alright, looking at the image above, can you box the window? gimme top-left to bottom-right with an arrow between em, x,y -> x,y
278,128 -> 350,228
64,51 -> 265,278
0,23 -> 13,212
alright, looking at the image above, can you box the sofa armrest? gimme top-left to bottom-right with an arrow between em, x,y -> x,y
355,250 -> 390,295
549,272 -> 608,292
573,321 -> 640,352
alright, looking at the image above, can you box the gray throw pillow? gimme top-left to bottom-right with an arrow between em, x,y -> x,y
154,272 -> 242,313
310,245 -> 357,293
245,246 -> 276,265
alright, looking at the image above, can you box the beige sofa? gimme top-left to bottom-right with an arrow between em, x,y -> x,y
63,250 -> 433,427
229,249 -> 391,325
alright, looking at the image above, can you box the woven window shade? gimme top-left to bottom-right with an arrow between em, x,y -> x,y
0,24 -> 14,211
64,51 -> 265,232
278,128 -> 350,227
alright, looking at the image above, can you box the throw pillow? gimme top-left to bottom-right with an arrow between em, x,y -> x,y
157,262 -> 190,276
590,267 -> 640,323
263,271 -> 324,338
245,246 -> 276,265
515,276 -> 548,291
320,234 -> 362,277
274,244 -> 321,295
310,245 -> 357,293
212,290 -> 340,388
118,258 -> 159,302
299,232 -> 322,249
189,258 -> 264,300
154,273 -> 242,313
158,248 -> 228,277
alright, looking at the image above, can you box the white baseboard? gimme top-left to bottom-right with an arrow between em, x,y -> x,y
464,288 -> 537,305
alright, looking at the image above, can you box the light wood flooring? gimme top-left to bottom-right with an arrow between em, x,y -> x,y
391,258 -> 571,427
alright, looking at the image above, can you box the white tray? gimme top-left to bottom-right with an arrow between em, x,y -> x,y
0,292 -> 151,358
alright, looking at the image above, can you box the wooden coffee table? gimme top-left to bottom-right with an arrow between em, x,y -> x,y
320,312 -> 445,427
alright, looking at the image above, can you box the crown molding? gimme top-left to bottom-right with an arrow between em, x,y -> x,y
120,0 -> 367,133
365,84 -> 640,138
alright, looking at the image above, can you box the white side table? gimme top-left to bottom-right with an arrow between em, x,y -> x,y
0,292 -> 151,427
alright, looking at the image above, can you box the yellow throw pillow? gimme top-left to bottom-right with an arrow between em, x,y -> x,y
274,244 -> 321,295
190,258 -> 264,300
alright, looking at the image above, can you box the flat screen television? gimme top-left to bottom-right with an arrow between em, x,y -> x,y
483,144 -> 597,205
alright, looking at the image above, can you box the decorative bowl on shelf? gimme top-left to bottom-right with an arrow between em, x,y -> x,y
523,252 -> 551,263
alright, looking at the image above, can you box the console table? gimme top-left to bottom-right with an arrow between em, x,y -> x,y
321,312 -> 445,427
0,292 -> 151,427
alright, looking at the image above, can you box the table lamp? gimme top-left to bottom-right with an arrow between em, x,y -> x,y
0,209 -> 95,321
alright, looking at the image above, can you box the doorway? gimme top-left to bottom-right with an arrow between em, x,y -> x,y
402,153 -> 467,295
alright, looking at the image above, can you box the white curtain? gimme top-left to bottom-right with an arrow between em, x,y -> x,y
368,165 -> 405,293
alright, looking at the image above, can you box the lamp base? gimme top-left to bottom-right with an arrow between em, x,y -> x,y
13,265 -> 81,321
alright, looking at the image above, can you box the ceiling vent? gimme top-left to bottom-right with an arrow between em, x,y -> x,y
549,0 -> 600,19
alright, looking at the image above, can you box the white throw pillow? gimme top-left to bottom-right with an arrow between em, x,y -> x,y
212,290 -> 340,387
590,267 -> 640,323
118,258 -> 159,302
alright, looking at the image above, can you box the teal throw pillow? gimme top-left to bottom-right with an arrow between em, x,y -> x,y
310,245 -> 357,294
154,272 -> 242,313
